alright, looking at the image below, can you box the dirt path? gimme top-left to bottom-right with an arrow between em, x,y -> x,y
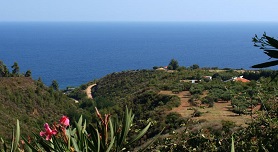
85,84 -> 96,99
159,91 -> 192,116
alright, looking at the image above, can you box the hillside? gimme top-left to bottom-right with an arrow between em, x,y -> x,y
0,66 -> 277,151
82,68 -> 278,151
0,77 -> 81,140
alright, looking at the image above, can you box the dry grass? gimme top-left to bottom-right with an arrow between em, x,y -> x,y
159,90 -> 258,126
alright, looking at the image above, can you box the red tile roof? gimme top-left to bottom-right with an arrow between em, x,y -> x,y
234,77 -> 250,83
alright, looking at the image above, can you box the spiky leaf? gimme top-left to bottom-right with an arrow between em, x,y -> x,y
231,136 -> 235,152
265,35 -> 278,49
264,50 -> 278,58
251,60 -> 278,68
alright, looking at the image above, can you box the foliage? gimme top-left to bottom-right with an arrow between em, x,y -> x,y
231,135 -> 235,152
1,59 -> 278,151
167,59 -> 179,70
190,64 -> 200,70
0,77 -> 83,142
24,70 -> 32,77
233,116 -> 278,151
252,33 -> 278,68
189,84 -> 204,95
0,61 -> 10,77
67,87 -> 87,100
50,80 -> 59,91
0,107 -> 153,152
0,60 -> 31,78
11,62 -> 20,77
165,112 -> 186,130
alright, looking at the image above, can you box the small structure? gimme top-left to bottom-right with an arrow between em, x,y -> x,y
203,76 -> 212,81
233,76 -> 250,83
155,66 -> 168,71
180,79 -> 200,83
156,67 -> 166,71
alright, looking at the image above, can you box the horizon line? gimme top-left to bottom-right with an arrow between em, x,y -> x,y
1,20 -> 278,23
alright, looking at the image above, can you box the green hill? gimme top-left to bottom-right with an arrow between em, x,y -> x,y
76,68 -> 278,151
0,77 -> 81,141
1,62 -> 277,151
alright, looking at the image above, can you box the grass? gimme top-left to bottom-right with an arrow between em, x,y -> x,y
159,90 -> 255,126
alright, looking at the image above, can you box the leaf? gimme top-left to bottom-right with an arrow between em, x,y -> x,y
109,119 -> 114,142
106,137 -> 115,152
264,50 -> 278,59
75,115 -> 87,150
96,130 -> 101,152
82,120 -> 87,133
71,138 -> 80,152
106,119 -> 115,152
128,122 -> 151,146
231,135 -> 235,152
11,119 -> 20,152
265,35 -> 278,49
22,136 -> 38,152
77,115 -> 83,136
138,128 -> 165,152
66,129 -> 71,150
36,138 -> 55,152
87,125 -> 101,151
118,107 -> 132,146
0,138 -> 8,152
251,60 -> 278,68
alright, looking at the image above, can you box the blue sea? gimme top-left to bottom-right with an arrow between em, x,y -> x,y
0,22 -> 278,89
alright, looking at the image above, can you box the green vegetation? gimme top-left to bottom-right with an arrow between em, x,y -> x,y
0,61 -> 86,142
67,63 -> 276,151
0,76 -> 87,141
167,59 -> 179,70
0,58 -> 278,151
0,61 -> 32,78
50,80 -> 59,91
1,53 -> 278,151
1,108 -> 152,152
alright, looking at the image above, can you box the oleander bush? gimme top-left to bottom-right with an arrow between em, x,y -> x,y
0,107 -> 153,152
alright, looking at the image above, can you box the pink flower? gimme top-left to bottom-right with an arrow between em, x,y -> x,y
60,116 -> 70,127
40,123 -> 57,140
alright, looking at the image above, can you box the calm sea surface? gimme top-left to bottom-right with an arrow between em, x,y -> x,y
0,22 -> 277,88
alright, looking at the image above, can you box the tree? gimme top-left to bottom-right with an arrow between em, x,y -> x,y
168,59 -> 179,70
24,70 -> 32,77
51,80 -> 59,91
191,64 -> 200,70
11,62 -> 20,76
0,61 -> 9,77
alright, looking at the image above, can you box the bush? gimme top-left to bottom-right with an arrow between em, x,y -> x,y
189,85 -> 204,95
192,109 -> 202,117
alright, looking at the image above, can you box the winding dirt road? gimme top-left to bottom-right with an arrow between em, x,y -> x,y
85,84 -> 96,99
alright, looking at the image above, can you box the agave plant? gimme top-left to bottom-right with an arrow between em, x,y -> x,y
231,135 -> 235,152
252,33 -> 278,68
0,120 -> 20,152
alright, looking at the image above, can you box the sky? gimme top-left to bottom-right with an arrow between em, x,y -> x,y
0,0 -> 278,22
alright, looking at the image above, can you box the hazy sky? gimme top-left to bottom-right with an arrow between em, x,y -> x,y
1,0 -> 278,22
